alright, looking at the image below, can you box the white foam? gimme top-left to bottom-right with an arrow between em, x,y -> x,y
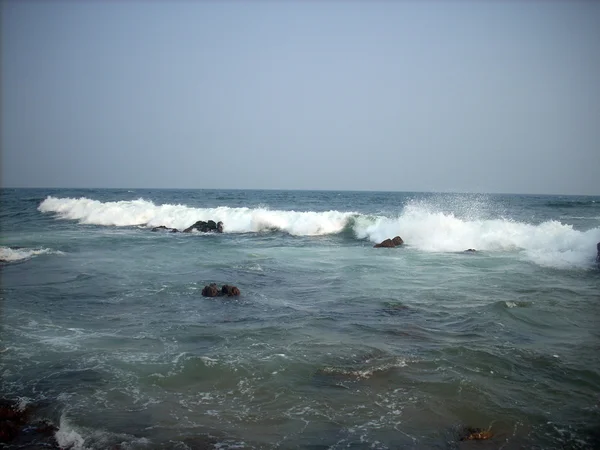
55,415 -> 88,450
353,203 -> 600,269
200,356 -> 218,367
38,196 -> 355,235
37,196 -> 600,269
321,358 -> 408,380
0,246 -> 63,262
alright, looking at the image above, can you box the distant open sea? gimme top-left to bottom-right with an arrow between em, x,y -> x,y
1,188 -> 600,449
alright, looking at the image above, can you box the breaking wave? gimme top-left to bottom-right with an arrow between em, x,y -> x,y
0,246 -> 64,263
38,196 -> 355,235
38,196 -> 600,269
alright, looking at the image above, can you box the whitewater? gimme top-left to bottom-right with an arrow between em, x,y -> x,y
38,194 -> 600,269
2,188 -> 600,449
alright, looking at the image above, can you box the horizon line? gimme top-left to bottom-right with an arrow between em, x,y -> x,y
1,186 -> 599,197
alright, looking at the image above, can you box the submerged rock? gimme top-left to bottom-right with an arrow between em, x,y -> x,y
374,236 -> 404,248
458,427 -> 493,441
183,220 -> 224,233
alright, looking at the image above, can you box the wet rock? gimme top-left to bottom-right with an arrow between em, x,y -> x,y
201,283 -> 220,297
374,238 -> 394,248
0,399 -> 29,423
459,427 -> 493,441
221,285 -> 241,296
183,220 -> 223,233
464,248 -> 477,253
202,283 -> 241,297
374,236 -> 404,248
0,398 -> 59,447
151,226 -> 179,233
392,236 -> 404,246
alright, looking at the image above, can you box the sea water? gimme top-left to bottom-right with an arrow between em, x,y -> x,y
1,188 -> 599,449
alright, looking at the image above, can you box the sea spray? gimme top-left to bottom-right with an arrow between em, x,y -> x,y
38,195 -> 600,268
38,196 -> 355,235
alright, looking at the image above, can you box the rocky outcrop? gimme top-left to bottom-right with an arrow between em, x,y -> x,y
151,225 -> 179,233
202,283 -> 241,297
596,242 -> 600,263
183,220 -> 223,233
464,248 -> 477,253
0,398 -> 59,447
374,236 -> 404,248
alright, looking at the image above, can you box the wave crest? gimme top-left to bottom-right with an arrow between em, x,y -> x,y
0,246 -> 64,263
38,196 -> 356,236
37,196 -> 600,269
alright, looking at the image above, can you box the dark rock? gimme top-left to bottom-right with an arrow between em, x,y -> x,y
201,284 -> 220,297
374,238 -> 395,248
458,427 -> 493,441
464,248 -> 477,253
221,285 -> 241,296
32,420 -> 58,435
596,242 -> 600,263
0,399 -> 59,448
0,399 -> 30,444
183,220 -> 223,233
0,420 -> 19,443
391,236 -> 404,246
152,226 -> 178,233
374,236 -> 404,248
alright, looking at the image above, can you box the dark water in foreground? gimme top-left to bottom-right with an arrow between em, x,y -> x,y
1,188 -> 600,449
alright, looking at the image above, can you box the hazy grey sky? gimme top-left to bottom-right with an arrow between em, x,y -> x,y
2,1 -> 599,194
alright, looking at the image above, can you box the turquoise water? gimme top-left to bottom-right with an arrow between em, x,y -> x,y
1,188 -> 600,449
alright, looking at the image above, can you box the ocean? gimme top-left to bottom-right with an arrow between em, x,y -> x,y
1,188 -> 599,449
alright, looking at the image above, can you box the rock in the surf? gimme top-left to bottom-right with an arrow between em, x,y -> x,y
221,285 -> 241,296
202,283 -> 241,297
374,236 -> 404,248
201,283 -> 220,297
464,248 -> 477,253
374,238 -> 394,248
183,220 -> 223,233
391,236 -> 404,246
596,242 -> 600,263
0,398 -> 58,446
151,225 -> 179,233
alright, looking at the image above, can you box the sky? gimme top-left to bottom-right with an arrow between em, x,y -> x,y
1,1 -> 599,194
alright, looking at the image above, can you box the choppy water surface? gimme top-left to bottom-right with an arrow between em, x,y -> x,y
1,188 -> 600,449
